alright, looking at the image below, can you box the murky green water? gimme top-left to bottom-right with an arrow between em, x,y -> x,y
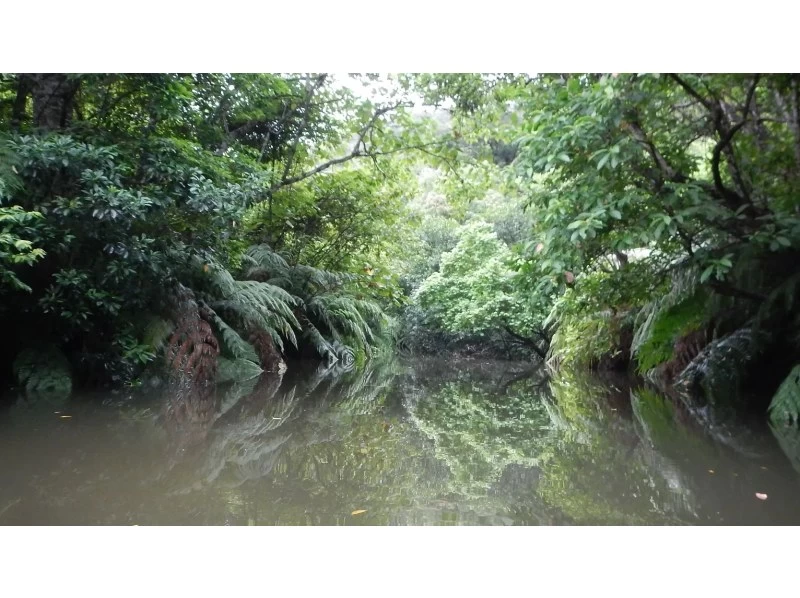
1,358 -> 799,525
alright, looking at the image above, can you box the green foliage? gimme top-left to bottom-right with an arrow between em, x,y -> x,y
545,266 -> 648,368
206,309 -> 260,364
409,74 -> 800,386
547,307 -> 620,370
141,316 -> 175,354
631,267 -> 700,367
0,134 -> 23,199
12,347 -> 72,396
0,205 -> 45,292
246,165 -> 413,277
634,290 -> 709,374
0,136 -> 46,292
407,374 -> 554,496
207,274 -> 301,353
0,73 -> 445,385
414,221 -> 541,341
4,71 -> 800,414
536,371 -> 697,524
769,365 -> 800,426
399,212 -> 461,292
241,244 -> 391,361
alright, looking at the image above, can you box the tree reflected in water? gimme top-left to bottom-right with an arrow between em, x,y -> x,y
2,358 -> 800,525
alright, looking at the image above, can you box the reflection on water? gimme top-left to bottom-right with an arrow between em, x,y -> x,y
1,357 -> 799,525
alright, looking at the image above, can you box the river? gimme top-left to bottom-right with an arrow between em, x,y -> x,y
1,357 -> 798,525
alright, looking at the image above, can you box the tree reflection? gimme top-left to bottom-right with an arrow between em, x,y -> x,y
5,357 -> 800,525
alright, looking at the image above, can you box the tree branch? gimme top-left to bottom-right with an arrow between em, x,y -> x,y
503,326 -> 549,359
279,74 -> 328,185
624,117 -> 685,184
669,74 -> 712,110
710,75 -> 760,209
269,101 -> 430,191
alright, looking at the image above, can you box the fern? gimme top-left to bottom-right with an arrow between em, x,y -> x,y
12,346 -> 72,396
209,278 -> 300,352
244,245 -> 356,292
206,308 -> 260,364
298,314 -> 335,359
239,244 -> 391,358
180,245 -> 392,369
241,244 -> 291,277
769,364 -> 800,426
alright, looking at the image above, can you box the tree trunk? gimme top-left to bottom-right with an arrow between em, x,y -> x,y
29,74 -> 79,131
10,75 -> 31,130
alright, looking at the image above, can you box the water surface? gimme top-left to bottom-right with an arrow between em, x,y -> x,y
1,358 -> 798,525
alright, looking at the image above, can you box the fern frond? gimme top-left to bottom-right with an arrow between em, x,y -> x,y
229,244 -> 393,362
316,295 -> 375,348
301,320 -> 335,359
206,309 -> 260,363
769,364 -> 800,426
243,244 -> 290,275
210,279 -> 301,351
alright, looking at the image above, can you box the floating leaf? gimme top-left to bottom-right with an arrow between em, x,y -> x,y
351,509 -> 367,516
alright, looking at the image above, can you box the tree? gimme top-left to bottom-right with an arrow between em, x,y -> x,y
415,222 -> 548,357
0,73 -> 447,388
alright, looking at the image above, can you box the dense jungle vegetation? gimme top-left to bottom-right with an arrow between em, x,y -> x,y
2,73 -> 800,427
